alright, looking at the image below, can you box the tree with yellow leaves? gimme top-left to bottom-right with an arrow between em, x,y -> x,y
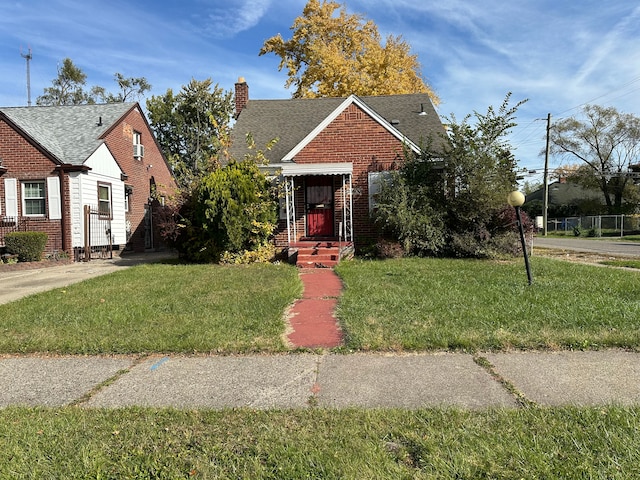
260,0 -> 438,104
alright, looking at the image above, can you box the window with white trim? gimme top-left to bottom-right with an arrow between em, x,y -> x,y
22,181 -> 46,216
133,131 -> 144,159
98,183 -> 112,218
368,171 -> 393,212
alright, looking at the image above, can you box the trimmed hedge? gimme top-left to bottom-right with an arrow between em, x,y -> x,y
5,231 -> 48,262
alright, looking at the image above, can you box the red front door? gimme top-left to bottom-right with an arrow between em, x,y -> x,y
306,177 -> 334,237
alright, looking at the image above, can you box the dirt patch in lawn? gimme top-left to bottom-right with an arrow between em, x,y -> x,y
533,248 -> 635,266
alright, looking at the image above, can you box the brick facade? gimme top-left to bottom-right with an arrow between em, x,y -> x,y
277,103 -> 405,248
101,107 -> 176,252
0,117 -> 65,253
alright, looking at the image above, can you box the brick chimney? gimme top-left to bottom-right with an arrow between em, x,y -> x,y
234,77 -> 249,118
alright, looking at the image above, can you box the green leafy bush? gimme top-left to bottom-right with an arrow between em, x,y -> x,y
171,159 -> 278,263
5,231 -> 48,262
220,243 -> 276,264
374,94 -> 529,259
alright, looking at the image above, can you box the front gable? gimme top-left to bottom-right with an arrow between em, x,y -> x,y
283,95 -> 420,161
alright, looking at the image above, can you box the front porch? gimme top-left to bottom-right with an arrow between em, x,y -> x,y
279,163 -> 354,268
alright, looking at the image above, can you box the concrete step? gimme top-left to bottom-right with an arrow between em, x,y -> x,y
297,259 -> 339,268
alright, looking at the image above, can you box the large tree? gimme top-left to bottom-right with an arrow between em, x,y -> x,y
146,79 -> 234,188
36,58 -> 151,106
260,0 -> 438,103
91,73 -> 152,103
549,105 -> 640,213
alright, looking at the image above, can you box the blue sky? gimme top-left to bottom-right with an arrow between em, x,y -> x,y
1,0 -> 639,180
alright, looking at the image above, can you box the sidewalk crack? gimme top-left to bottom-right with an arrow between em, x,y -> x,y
71,354 -> 150,407
473,354 -> 537,408
307,354 -> 324,407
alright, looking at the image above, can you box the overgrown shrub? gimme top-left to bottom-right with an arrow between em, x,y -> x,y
374,94 -> 529,259
166,159 -> 278,263
5,231 -> 48,262
375,238 -> 405,259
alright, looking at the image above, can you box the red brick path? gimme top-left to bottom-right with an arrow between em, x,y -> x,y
286,269 -> 344,348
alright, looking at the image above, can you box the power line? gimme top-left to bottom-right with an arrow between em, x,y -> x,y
553,75 -> 640,117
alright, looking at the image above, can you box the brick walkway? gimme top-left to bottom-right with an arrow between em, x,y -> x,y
286,269 -> 344,348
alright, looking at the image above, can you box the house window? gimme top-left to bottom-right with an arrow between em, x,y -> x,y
22,181 -> 46,216
98,183 -> 112,218
368,171 -> 393,212
133,131 -> 144,158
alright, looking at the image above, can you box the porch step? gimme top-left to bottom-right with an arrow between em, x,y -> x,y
291,241 -> 342,268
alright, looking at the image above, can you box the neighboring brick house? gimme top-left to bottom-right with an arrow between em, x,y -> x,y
229,78 -> 445,265
0,102 -> 176,259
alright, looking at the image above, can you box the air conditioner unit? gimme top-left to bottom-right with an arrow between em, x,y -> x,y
133,144 -> 145,158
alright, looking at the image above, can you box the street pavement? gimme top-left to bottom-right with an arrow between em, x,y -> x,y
533,236 -> 640,257
1,248 -> 640,410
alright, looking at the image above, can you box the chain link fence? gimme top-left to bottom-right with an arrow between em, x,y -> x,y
541,215 -> 640,237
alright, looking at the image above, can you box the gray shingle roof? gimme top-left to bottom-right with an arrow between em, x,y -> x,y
0,103 -> 136,165
526,181 -> 605,205
229,93 -> 444,164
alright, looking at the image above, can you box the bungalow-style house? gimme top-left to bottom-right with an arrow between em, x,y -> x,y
0,102 -> 176,260
229,78 -> 445,266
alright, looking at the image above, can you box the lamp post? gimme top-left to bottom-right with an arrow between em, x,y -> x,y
508,191 -> 533,285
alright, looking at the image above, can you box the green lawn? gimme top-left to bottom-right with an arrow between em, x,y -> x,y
0,262 -> 301,354
2,406 -> 639,479
335,256 -> 640,351
1,256 -> 639,354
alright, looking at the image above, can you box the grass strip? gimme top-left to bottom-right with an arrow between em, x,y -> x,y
601,259 -> 640,270
1,406 -> 639,479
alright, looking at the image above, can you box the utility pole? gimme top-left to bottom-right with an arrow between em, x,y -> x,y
543,113 -> 551,236
20,47 -> 33,107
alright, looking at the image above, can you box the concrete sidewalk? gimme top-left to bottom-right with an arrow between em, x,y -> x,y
1,350 -> 639,409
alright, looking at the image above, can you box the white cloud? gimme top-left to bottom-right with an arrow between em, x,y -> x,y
204,0 -> 273,38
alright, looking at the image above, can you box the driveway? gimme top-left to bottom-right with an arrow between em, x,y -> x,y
0,251 -> 177,305
533,237 -> 640,257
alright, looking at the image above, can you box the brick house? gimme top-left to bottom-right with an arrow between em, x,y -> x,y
0,102 -> 176,259
229,78 -> 445,266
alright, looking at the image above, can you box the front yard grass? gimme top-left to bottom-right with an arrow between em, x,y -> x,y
1,256 -> 639,354
2,406 -> 639,479
0,263 -> 301,354
335,256 -> 640,352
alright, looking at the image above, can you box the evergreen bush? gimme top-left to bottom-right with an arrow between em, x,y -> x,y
5,231 -> 48,262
